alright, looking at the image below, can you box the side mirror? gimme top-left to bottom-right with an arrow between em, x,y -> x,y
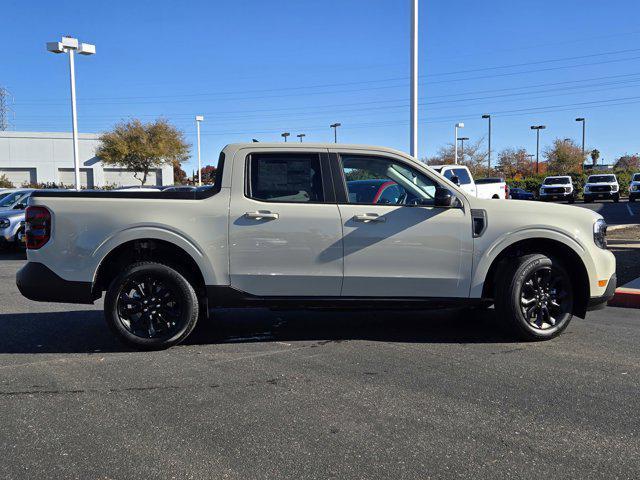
13,203 -> 26,210
434,187 -> 456,207
449,175 -> 461,186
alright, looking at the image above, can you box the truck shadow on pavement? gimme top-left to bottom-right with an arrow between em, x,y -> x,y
0,307 -> 515,354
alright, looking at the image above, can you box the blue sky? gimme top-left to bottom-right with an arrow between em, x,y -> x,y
4,0 -> 640,172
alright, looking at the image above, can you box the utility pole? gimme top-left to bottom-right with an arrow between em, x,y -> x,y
458,137 -> 469,163
409,0 -> 419,158
576,117 -> 585,172
330,123 -> 341,143
0,87 -> 12,131
195,115 -> 204,186
482,114 -> 491,172
530,125 -> 546,174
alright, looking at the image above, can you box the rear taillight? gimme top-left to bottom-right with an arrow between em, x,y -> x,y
25,206 -> 51,250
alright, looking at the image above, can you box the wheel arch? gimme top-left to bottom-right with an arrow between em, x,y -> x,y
92,238 -> 208,302
480,237 -> 590,318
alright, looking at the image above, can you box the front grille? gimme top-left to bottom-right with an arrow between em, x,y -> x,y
544,187 -> 566,194
590,185 -> 611,193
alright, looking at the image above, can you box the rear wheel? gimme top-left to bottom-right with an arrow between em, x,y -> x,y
494,254 -> 573,341
104,262 -> 199,350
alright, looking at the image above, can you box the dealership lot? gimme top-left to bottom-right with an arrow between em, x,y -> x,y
571,198 -> 640,225
0,253 -> 639,479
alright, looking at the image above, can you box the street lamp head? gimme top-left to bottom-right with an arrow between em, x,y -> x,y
330,123 -> 341,128
575,117 -> 585,122
531,125 -> 546,130
195,115 -> 204,122
78,43 -> 96,55
281,132 -> 290,137
481,114 -> 491,119
297,133 -> 305,138
457,137 -> 469,141
455,122 -> 464,128
46,42 -> 65,53
61,36 -> 79,49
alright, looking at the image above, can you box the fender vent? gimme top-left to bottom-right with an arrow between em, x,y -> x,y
471,209 -> 487,238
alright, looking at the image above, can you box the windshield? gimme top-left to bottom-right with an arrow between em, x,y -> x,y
543,177 -> 570,185
588,175 -> 616,183
0,191 -> 27,209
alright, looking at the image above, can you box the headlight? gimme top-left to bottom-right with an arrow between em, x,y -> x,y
593,219 -> 607,249
612,185 -> 619,192
632,184 -> 639,191
0,218 -> 9,229
565,187 -> 571,193
584,186 -> 590,192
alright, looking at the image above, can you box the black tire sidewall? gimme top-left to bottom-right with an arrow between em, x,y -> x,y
496,254 -> 573,340
105,262 -> 199,350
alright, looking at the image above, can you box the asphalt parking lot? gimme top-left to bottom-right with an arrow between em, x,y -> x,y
0,252 -> 639,479
555,197 -> 640,225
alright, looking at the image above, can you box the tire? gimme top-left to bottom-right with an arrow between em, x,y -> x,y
494,253 -> 573,341
104,262 -> 199,350
583,196 -> 591,203
613,194 -> 620,203
630,196 -> 636,203
568,196 -> 575,204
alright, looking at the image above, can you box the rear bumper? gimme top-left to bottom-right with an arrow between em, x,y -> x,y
587,273 -> 617,311
16,262 -> 94,304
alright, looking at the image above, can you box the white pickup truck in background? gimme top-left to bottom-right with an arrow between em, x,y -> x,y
430,165 -> 508,199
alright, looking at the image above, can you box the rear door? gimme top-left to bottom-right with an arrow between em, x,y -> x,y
331,150 -> 473,298
228,148 -> 343,296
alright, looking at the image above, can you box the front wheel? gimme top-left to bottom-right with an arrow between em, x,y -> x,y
104,262 -> 199,350
568,196 -> 575,204
494,254 -> 573,341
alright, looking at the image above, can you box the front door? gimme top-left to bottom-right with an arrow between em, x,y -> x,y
334,153 -> 473,298
228,150 -> 343,296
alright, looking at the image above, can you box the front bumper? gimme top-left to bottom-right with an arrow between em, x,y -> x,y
584,190 -> 618,199
16,262 -> 95,304
587,273 -> 617,311
539,191 -> 573,200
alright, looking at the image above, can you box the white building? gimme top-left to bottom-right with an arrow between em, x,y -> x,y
0,131 -> 174,188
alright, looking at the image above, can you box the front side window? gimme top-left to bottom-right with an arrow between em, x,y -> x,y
248,153 -> 324,203
341,155 -> 437,206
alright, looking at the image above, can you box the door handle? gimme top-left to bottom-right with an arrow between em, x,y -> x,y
353,213 -> 386,223
245,211 -> 279,220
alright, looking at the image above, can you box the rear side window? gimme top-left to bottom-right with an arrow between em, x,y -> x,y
443,168 -> 472,185
248,153 -> 324,203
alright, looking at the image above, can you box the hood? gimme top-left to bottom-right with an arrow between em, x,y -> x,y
0,209 -> 26,220
469,196 -> 601,228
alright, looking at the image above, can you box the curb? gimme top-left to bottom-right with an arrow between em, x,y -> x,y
608,277 -> 640,309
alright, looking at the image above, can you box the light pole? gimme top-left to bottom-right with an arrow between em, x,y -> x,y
530,125 -> 546,174
330,123 -> 341,143
297,133 -> 305,143
409,0 -> 418,157
482,114 -> 492,172
195,115 -> 204,186
46,36 -> 95,190
454,123 -> 464,164
576,117 -> 586,171
281,132 -> 290,142
526,153 -> 535,174
457,137 -> 469,163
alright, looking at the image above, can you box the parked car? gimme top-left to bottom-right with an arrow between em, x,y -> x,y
539,176 -> 575,203
17,143 -> 615,349
0,189 -> 35,249
0,189 -> 17,201
583,174 -> 620,203
431,165 -> 508,199
509,187 -> 535,200
627,173 -> 640,202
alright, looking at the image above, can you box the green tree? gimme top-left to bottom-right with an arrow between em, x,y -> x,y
423,138 -> 488,176
497,147 -> 535,177
0,174 -> 13,188
97,119 -> 190,186
544,138 -> 584,174
590,149 -> 600,167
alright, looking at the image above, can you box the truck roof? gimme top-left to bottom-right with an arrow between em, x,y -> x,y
221,143 -> 416,159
